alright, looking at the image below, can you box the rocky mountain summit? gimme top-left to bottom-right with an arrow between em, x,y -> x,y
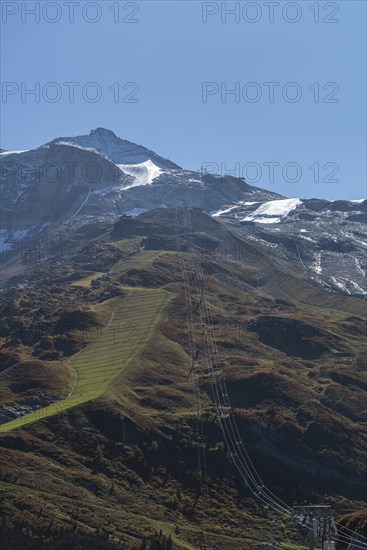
1,128 -> 365,298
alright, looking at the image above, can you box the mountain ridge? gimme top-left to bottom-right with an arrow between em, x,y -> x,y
1,128 -> 365,299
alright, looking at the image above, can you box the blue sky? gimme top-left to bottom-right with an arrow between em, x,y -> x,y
1,0 -> 366,199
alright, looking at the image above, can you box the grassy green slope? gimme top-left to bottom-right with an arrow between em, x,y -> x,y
0,288 -> 172,433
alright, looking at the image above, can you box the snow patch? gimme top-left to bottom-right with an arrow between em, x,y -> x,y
212,200 -> 260,217
312,252 -> 322,275
261,197 -> 302,216
0,150 -> 28,156
355,258 -> 366,277
91,188 -> 108,196
212,204 -> 238,217
330,277 -> 350,294
300,235 -> 315,242
330,276 -> 367,296
118,160 -> 162,188
248,235 -> 278,247
242,198 -> 302,223
55,141 -> 101,156
244,216 -> 281,224
125,208 -> 148,216
349,280 -> 367,296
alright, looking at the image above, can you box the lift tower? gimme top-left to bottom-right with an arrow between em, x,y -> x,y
294,505 -> 338,550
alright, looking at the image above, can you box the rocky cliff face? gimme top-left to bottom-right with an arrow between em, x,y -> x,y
216,197 -> 366,298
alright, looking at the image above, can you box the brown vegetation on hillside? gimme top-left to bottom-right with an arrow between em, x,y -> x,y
0,209 -> 365,549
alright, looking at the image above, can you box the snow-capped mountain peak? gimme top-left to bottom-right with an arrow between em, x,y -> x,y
50,127 -> 180,170
1,129 -> 365,299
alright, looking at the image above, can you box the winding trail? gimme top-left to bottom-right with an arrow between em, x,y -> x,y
66,368 -> 78,399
